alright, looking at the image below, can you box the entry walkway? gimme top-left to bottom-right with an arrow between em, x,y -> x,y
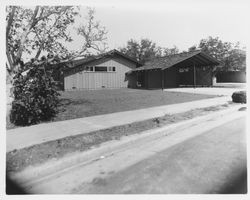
165,87 -> 244,96
7,96 -> 231,152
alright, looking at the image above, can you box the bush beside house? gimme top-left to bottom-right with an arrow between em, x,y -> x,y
10,59 -> 60,126
232,91 -> 246,103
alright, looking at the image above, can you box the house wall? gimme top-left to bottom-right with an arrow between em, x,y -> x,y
127,65 -> 213,90
164,67 -> 179,88
196,67 -> 213,86
178,67 -> 194,86
147,70 -> 162,89
127,72 -> 138,88
64,59 -> 133,90
178,66 -> 213,86
127,67 -> 179,89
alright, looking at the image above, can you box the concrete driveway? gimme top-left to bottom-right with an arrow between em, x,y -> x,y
165,85 -> 245,96
213,82 -> 246,88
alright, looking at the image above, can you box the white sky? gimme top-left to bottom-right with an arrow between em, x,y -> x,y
65,0 -> 248,52
3,0 -> 249,61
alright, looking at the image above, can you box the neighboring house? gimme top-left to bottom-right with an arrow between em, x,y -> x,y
126,50 -> 220,89
63,50 -> 142,90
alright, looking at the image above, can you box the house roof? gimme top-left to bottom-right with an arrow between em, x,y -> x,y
130,50 -> 220,72
67,49 -> 142,68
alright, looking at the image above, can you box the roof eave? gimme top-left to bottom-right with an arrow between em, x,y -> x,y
199,51 -> 220,66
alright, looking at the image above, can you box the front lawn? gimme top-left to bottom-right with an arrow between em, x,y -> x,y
55,88 -> 216,122
7,88 -> 216,129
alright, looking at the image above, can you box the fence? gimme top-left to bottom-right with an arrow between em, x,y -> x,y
216,71 -> 246,83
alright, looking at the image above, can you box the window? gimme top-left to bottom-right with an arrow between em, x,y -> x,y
179,68 -> 189,73
95,66 -> 108,72
94,66 -> 116,72
107,66 -> 116,72
85,66 -> 94,72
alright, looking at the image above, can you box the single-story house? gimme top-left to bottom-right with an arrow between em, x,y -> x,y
126,50 -> 220,89
63,50 -> 142,90
62,49 -> 220,91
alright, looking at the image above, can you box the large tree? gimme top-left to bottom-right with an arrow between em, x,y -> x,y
160,45 -> 179,56
76,8 -> 108,56
6,6 -> 75,74
189,36 -> 246,71
6,6 -> 108,76
120,38 -> 179,64
6,6 -> 108,120
119,38 -> 160,64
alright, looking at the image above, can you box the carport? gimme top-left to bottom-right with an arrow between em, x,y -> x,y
127,50 -> 220,89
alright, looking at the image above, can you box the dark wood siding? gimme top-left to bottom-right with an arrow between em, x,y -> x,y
196,68 -> 212,86
147,70 -> 162,89
127,73 -> 137,88
164,67 -> 178,88
178,67 -> 194,86
127,65 -> 213,89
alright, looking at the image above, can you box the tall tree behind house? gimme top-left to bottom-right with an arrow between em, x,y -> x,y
188,36 -> 246,72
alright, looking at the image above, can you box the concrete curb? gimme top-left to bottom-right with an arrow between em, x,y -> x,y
7,96 -> 231,152
10,104 -> 245,187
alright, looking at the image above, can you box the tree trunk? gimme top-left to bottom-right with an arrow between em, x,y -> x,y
6,6 -> 16,72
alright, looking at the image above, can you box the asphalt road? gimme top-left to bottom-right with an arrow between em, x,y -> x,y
76,116 -> 247,194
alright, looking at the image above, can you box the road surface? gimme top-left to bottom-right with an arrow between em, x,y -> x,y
76,116 -> 247,194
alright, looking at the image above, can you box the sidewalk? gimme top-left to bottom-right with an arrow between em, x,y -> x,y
7,96 -> 231,152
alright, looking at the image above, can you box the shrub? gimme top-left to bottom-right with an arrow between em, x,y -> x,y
10,59 -> 60,126
232,91 -> 246,103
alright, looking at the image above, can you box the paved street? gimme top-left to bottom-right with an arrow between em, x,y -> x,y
76,116 -> 247,194
12,109 -> 246,194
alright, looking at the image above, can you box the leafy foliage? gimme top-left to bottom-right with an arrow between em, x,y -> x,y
6,6 -> 78,67
6,6 -> 108,76
232,91 -> 246,103
6,6 -> 108,125
10,57 -> 60,126
76,8 -> 108,55
119,38 -> 179,64
189,36 -> 246,72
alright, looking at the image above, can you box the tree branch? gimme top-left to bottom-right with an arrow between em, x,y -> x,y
36,6 -> 72,23
6,6 -> 16,70
15,6 -> 40,62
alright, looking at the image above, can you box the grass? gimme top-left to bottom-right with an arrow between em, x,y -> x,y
6,88 -> 216,129
54,88 -> 216,122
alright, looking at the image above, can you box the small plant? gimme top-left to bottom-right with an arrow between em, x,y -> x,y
232,91 -> 246,103
10,58 -> 60,126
